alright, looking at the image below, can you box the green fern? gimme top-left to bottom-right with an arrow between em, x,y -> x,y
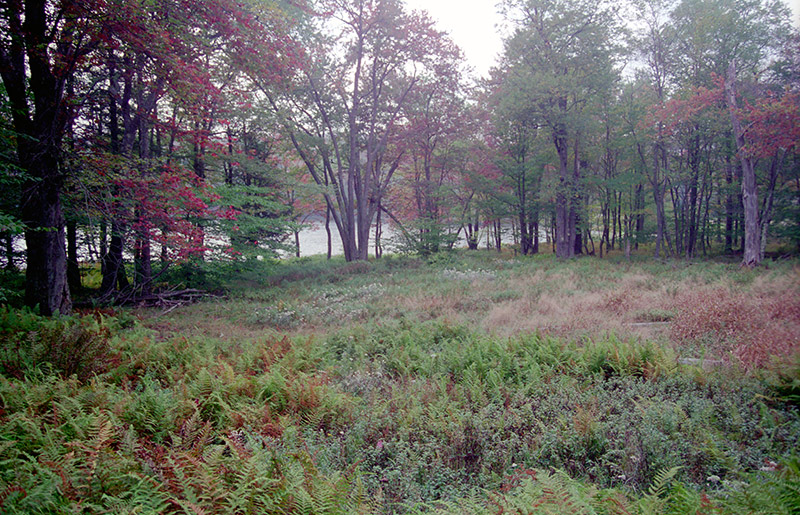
490,469 -> 624,515
637,466 -> 681,515
99,474 -> 168,514
720,456 -> 800,515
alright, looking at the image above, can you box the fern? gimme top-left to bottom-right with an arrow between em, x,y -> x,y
490,469 -> 624,515
637,466 -> 681,515
720,456 -> 800,515
100,474 -> 168,515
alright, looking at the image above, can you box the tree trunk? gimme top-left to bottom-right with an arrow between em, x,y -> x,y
67,220 -> 81,292
3,233 -> 15,270
100,220 -> 129,295
21,164 -> 72,315
724,146 -> 735,253
554,127 -> 574,259
758,151 -> 784,261
375,202 -> 383,259
325,206 -> 332,260
635,183 -> 645,250
1,0 -> 74,315
725,61 -> 760,266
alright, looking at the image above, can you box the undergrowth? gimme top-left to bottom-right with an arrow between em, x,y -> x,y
1,252 -> 799,513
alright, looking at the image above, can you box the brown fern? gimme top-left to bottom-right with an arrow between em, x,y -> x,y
0,484 -> 26,508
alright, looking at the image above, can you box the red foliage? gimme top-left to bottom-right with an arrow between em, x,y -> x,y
742,90 -> 800,158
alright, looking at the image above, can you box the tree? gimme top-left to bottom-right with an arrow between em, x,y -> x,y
630,0 -> 676,258
725,61 -> 800,265
489,78 -> 543,255
501,0 -> 619,258
257,0 -> 461,261
0,0 -> 111,314
396,53 -> 468,256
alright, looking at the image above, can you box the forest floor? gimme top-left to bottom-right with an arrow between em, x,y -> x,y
2,250 -> 800,513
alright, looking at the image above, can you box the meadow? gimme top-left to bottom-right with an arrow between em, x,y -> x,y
1,250 -> 799,514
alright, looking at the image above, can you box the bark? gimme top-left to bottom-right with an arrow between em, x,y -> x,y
100,220 -> 129,295
67,220 -> 81,292
0,0 -> 77,315
99,221 -> 107,275
758,151 -> 784,261
325,206 -> 332,260
572,138 -> 582,256
554,124 -> 575,259
686,135 -> 700,258
724,145 -> 735,253
3,233 -> 15,270
375,201 -> 382,259
725,61 -> 760,266
635,184 -> 645,250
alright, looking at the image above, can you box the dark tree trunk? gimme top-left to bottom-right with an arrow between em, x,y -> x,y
574,228 -> 583,255
0,0 -> 81,315
635,183 -> 645,250
375,201 -> 383,259
724,147 -> 735,253
325,206 -> 332,260
100,220 -> 129,295
99,221 -> 107,274
20,161 -> 72,315
466,221 -> 479,250
554,127 -> 574,259
67,220 -> 81,292
3,233 -> 15,270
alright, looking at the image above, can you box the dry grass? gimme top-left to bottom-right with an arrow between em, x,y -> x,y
381,261 -> 800,368
136,255 -> 800,370
669,273 -> 800,368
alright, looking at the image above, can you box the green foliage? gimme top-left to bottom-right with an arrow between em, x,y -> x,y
0,269 -> 24,306
0,307 -> 112,381
1,254 -> 798,513
718,456 -> 800,514
214,183 -> 295,259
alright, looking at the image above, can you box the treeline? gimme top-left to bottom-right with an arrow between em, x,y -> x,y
481,0 -> 799,265
0,0 -> 798,315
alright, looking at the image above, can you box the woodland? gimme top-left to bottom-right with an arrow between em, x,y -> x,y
0,0 -> 798,313
1,0 -> 800,513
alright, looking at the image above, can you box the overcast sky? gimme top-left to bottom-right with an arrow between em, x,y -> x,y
405,0 -> 800,79
404,0 -> 505,78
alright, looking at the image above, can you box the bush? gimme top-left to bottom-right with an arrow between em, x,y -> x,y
0,307 -> 112,381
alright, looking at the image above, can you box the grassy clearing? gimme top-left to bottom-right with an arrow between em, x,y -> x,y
1,251 -> 799,513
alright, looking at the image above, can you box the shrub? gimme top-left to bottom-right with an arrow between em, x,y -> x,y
0,307 -> 112,381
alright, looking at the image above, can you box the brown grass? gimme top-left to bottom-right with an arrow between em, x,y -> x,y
137,258 -> 800,370
669,278 -> 800,369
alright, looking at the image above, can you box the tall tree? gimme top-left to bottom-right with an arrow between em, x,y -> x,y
0,0 -> 108,314
501,0 -> 619,258
258,0 -> 460,261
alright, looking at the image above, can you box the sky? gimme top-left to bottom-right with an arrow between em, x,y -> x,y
404,0 -> 505,78
404,0 -> 800,79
